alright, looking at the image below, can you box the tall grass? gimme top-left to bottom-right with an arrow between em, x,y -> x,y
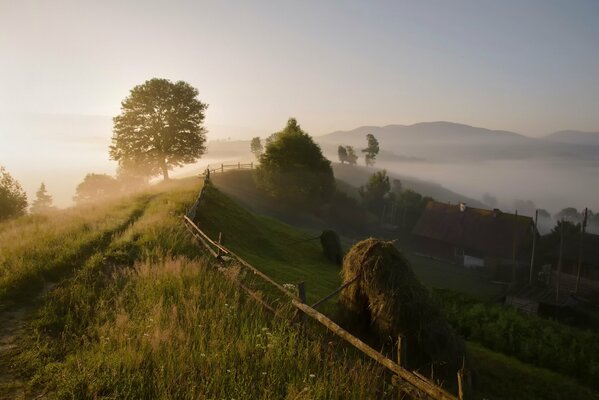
0,194 -> 153,304
15,177 -> 392,399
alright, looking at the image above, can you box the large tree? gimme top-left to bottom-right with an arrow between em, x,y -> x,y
30,182 -> 54,213
358,170 -> 390,215
362,134 -> 379,166
0,166 -> 27,221
110,78 -> 208,180
346,146 -> 358,165
255,118 -> 335,207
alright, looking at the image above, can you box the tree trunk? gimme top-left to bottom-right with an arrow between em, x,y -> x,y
161,160 -> 169,181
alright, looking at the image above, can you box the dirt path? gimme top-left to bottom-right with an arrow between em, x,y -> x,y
0,197 -> 152,399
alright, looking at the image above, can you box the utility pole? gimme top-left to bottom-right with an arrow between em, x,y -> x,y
529,209 -> 538,286
512,210 -> 518,284
556,219 -> 564,303
575,208 -> 588,294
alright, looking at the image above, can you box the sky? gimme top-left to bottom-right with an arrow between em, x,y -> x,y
1,0 -> 599,205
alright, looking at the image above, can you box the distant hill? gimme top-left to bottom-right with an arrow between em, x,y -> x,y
545,130 -> 599,147
317,121 -> 599,162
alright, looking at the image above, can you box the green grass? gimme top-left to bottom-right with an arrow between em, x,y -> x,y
10,177 -> 393,399
5,174 -> 598,399
468,342 -> 598,400
0,192 -> 152,305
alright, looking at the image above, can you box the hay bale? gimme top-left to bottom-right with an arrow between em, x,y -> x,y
320,230 -> 343,265
340,238 -> 466,378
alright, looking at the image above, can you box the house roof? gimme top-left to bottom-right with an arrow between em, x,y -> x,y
412,201 -> 533,259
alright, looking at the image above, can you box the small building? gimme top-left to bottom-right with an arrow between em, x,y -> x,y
412,201 -> 534,272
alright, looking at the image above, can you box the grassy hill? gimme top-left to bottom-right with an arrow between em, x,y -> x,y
1,174 -> 597,399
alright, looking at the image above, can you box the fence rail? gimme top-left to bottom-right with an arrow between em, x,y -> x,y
183,166 -> 459,400
203,162 -> 255,176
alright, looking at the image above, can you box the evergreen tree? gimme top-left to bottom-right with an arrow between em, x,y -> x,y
30,182 -> 54,213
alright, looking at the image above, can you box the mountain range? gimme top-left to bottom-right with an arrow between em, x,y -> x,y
316,121 -> 599,163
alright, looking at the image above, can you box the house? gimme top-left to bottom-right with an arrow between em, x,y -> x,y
412,201 -> 534,271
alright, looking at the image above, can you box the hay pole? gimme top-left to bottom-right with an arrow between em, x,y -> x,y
292,300 -> 457,400
310,274 -> 360,309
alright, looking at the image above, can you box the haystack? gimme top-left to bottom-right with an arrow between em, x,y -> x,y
320,230 -> 343,265
340,238 -> 466,378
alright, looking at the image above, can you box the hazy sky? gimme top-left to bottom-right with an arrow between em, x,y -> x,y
2,0 -> 599,137
1,0 -> 599,206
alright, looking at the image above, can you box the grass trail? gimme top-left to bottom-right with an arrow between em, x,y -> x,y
0,192 -> 154,399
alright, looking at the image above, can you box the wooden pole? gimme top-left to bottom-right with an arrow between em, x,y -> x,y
529,209 -> 538,286
221,163 -> 224,173
291,300 -> 456,400
297,282 -> 306,328
512,210 -> 518,283
576,208 -> 588,294
556,219 -> 564,303
217,232 -> 223,258
457,369 -> 464,400
397,335 -> 406,368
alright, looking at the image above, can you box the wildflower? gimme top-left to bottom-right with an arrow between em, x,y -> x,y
262,372 -> 267,376
227,369 -> 231,373
309,374 -> 316,378
261,327 -> 268,331
200,353 -> 206,357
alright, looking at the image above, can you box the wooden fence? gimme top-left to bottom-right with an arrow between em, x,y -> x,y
203,162 -> 255,176
183,168 -> 460,400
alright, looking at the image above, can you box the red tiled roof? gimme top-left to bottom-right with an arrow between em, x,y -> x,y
412,201 -> 533,259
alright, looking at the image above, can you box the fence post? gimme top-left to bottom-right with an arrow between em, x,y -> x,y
221,163 -> 224,173
251,162 -> 253,169
217,232 -> 223,258
297,281 -> 306,328
457,369 -> 464,400
397,335 -> 406,367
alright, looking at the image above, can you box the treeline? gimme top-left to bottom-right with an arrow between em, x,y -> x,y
437,289 -> 599,390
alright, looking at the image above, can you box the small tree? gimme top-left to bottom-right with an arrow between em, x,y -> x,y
338,145 -> 348,164
110,78 -> 208,181
255,118 -> 335,207
0,166 -> 27,221
30,182 -> 54,213
362,134 -> 379,166
74,173 -> 120,204
346,146 -> 358,165
359,170 -> 390,215
250,137 -> 263,159
554,207 -> 582,224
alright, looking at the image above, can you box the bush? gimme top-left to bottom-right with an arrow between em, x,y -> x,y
0,166 -> 28,221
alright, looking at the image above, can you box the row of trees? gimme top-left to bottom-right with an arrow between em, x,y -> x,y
338,134 -> 380,166
0,166 -> 56,222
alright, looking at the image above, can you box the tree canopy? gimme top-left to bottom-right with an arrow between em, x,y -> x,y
0,166 -> 27,221
255,118 -> 335,207
345,146 -> 358,165
362,134 -> 379,166
337,145 -> 348,164
30,182 -> 54,213
110,78 -> 208,180
250,137 -> 263,159
358,170 -> 390,215
74,173 -> 120,204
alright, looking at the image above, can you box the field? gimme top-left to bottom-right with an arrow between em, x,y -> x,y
1,173 -> 597,399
